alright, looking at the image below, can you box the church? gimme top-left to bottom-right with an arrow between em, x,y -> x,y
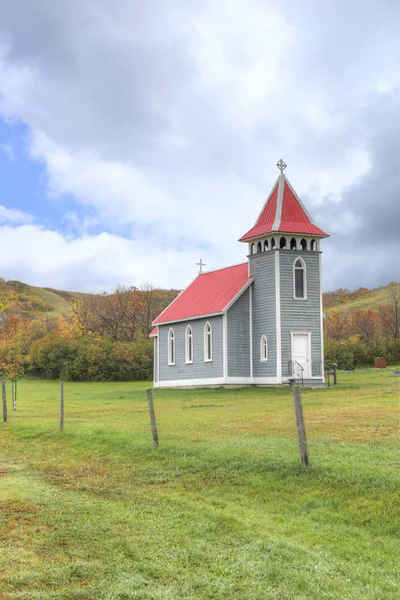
150,161 -> 329,388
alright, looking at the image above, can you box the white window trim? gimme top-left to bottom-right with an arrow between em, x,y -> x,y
185,325 -> 193,364
204,321 -> 213,362
293,256 -> 307,300
168,327 -> 175,366
260,335 -> 268,362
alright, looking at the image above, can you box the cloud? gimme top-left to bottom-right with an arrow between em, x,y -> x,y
0,0 -> 399,291
0,205 -> 32,224
0,223 -> 219,291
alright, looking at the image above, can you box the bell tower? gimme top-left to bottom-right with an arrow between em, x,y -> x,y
239,161 -> 329,384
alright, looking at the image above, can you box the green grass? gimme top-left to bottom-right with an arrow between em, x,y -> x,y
27,285 -> 73,317
0,370 -> 399,599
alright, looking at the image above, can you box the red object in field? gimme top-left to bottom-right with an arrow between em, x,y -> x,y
374,357 -> 386,369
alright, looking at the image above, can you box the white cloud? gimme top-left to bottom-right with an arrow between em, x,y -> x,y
0,0 -> 399,291
0,205 -> 33,224
0,223 -> 230,291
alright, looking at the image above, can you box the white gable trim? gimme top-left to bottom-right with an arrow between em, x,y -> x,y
275,251 -> 282,381
319,252 -> 325,383
272,174 -> 285,231
249,284 -> 253,379
253,175 -> 280,224
223,278 -> 254,312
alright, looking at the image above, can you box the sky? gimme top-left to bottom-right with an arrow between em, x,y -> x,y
0,0 -> 399,293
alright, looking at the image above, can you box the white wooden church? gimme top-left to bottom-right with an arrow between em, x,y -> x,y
150,161 -> 329,388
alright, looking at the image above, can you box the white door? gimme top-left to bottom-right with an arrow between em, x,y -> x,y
292,334 -> 310,378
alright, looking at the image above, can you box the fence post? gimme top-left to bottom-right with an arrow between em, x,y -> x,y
2,379 -> 7,423
333,363 -> 338,385
59,381 -> 64,433
293,385 -> 309,467
147,389 -> 159,448
12,380 -> 17,412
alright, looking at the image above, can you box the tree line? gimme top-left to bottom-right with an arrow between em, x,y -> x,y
324,283 -> 400,368
0,285 -> 178,381
0,280 -> 398,381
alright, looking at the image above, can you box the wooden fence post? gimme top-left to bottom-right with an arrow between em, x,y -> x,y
2,379 -> 7,423
333,363 -> 338,385
293,385 -> 309,467
147,389 -> 159,448
59,381 -> 64,433
12,380 -> 17,412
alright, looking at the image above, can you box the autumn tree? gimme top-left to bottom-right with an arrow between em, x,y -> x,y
351,309 -> 379,343
72,286 -> 145,342
378,283 -> 400,340
323,309 -> 353,341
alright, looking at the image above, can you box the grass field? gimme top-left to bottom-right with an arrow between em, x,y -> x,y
0,370 -> 399,599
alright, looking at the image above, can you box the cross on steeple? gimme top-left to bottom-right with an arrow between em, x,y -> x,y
276,159 -> 287,173
196,258 -> 206,274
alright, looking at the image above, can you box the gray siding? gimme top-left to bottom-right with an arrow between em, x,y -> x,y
279,250 -> 322,377
227,287 -> 250,377
249,252 -> 277,377
154,337 -> 158,383
158,316 -> 223,381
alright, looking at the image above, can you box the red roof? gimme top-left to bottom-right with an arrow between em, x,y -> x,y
240,174 -> 328,241
153,263 -> 252,325
149,327 -> 158,337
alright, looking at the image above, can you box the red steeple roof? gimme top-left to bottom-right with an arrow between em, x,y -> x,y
153,263 -> 252,325
240,174 -> 328,241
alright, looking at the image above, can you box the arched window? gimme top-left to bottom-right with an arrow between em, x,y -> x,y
311,239 -> 316,251
294,258 -> 306,299
168,328 -> 175,365
300,238 -> 307,251
204,322 -> 212,362
257,241 -> 262,253
185,325 -> 193,364
260,335 -> 268,361
250,243 -> 255,254
271,237 -> 275,249
280,237 -> 286,249
264,240 -> 269,251
290,237 -> 297,250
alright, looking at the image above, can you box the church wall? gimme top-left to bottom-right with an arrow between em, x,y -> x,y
158,316 -> 224,382
154,337 -> 158,383
249,252 -> 277,378
227,287 -> 251,377
279,250 -> 322,377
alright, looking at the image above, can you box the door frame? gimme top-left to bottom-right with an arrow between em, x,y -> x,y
290,331 -> 312,378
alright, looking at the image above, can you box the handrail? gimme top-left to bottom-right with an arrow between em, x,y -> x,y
289,360 -> 304,387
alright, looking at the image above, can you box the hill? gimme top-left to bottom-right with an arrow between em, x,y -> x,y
0,279 -> 74,319
323,282 -> 400,314
0,279 -> 179,322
